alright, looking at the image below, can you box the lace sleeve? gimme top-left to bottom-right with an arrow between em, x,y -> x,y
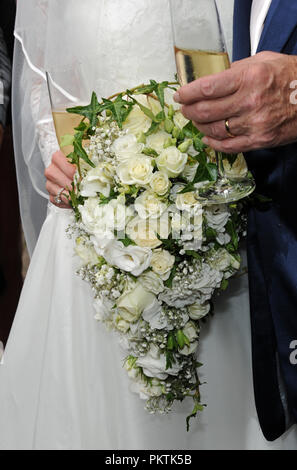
31,80 -> 59,169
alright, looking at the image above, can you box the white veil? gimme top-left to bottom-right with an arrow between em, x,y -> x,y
13,0 -> 234,256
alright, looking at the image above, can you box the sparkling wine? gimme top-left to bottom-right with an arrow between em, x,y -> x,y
174,47 -> 230,85
52,110 -> 82,155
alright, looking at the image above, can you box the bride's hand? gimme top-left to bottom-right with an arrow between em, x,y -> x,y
45,150 -> 76,208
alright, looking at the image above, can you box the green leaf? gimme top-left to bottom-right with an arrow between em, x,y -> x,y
226,219 -> 239,250
73,140 -> 95,168
119,236 -> 136,247
156,81 -> 169,108
60,134 -> 74,148
144,121 -> 160,137
142,147 -> 158,157
67,91 -> 100,129
131,97 -> 156,122
186,401 -> 204,432
182,121 -> 200,138
220,278 -> 229,291
185,250 -> 202,261
176,330 -> 186,349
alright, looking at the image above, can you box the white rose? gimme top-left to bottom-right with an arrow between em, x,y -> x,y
188,302 -> 210,320
156,146 -> 188,178
135,190 -> 168,219
126,214 -> 170,249
150,249 -> 175,280
175,192 -> 201,212
138,270 -> 164,294
123,95 -> 152,136
74,237 -> 99,266
80,163 -> 114,198
146,131 -> 171,154
223,153 -> 248,179
117,283 -> 156,323
111,134 -> 144,164
117,156 -> 153,186
150,171 -> 171,196
173,111 -> 189,129
115,316 -> 130,333
136,344 -> 181,380
103,241 -> 152,276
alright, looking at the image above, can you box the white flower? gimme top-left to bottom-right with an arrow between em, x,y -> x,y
80,163 -> 114,198
93,297 -> 114,322
175,192 -> 201,213
135,190 -> 168,219
126,214 -> 170,249
111,134 -> 144,163
205,204 -> 230,232
173,111 -> 189,129
117,283 -> 156,323
159,263 -> 223,308
156,146 -> 188,178
179,341 -> 199,356
78,198 -> 114,240
223,153 -> 248,179
115,316 -> 130,333
138,270 -> 164,294
123,95 -> 152,136
74,237 -> 99,266
182,162 -> 199,182
130,375 -> 163,400
136,344 -> 181,380
188,302 -> 210,320
150,249 -> 175,280
103,241 -> 152,276
117,155 -> 153,186
183,321 -> 199,342
142,298 -> 170,330
146,131 -> 171,154
150,171 -> 171,196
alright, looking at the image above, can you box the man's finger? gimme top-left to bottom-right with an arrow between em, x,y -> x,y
202,135 -> 256,154
174,67 -> 243,105
181,92 -> 244,124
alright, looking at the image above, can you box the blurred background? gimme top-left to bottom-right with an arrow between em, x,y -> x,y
0,0 -> 24,351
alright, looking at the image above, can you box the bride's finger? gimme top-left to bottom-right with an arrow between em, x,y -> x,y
45,164 -> 74,191
52,150 -> 76,179
46,180 -> 72,207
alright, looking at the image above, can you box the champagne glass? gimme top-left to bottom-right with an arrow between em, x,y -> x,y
169,0 -> 255,204
46,66 -> 89,156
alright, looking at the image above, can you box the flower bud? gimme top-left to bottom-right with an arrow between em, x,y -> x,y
178,139 -> 193,153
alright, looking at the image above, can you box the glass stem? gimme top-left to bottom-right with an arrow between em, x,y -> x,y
215,151 -> 225,181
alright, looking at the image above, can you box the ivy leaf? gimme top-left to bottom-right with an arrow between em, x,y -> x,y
67,91 -> 100,129
119,236 -> 136,247
186,401 -> 205,432
182,121 -> 200,138
226,219 -> 239,250
73,140 -> 95,168
156,81 -> 169,108
130,97 -> 156,122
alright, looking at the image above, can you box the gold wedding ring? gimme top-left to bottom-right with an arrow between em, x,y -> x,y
225,119 -> 235,138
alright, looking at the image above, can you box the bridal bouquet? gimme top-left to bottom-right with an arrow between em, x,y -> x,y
64,80 -> 246,429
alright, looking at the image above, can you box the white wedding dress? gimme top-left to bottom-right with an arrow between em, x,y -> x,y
0,0 -> 296,450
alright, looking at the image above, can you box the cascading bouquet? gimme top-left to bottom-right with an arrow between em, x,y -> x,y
63,80 -> 247,429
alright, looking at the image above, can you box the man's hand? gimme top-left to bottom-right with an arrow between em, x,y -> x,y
0,124 -> 4,150
174,51 -> 297,153
45,150 -> 76,208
